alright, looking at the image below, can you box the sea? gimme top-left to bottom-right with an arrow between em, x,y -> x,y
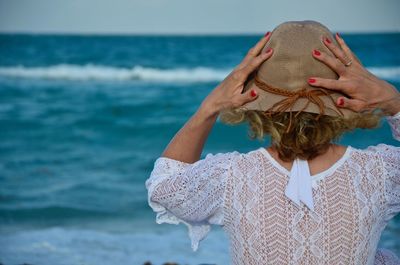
0,33 -> 399,265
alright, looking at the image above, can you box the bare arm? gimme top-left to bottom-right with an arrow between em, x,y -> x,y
162,33 -> 274,163
161,106 -> 218,163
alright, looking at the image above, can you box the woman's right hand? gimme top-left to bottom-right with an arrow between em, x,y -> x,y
308,33 -> 400,116
199,32 -> 274,118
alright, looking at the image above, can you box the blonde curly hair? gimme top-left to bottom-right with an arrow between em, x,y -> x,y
220,108 -> 384,162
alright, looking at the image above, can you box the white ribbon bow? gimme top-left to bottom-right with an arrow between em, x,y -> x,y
284,158 -> 315,211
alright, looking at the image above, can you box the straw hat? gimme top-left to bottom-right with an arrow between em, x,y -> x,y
239,20 -> 356,122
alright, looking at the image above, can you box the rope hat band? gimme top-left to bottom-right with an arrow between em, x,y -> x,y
238,20 -> 357,126
253,74 -> 345,132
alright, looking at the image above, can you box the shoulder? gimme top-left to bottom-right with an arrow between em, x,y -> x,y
204,150 -> 242,160
204,148 -> 264,160
229,148 -> 269,173
349,144 -> 400,164
202,148 -> 267,168
351,143 -> 400,154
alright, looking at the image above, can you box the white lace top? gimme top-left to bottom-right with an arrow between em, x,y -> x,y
146,112 -> 400,265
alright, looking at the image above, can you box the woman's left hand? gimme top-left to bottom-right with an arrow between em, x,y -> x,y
308,33 -> 400,115
199,32 -> 274,118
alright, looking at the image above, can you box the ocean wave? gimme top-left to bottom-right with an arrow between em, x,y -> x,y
0,206 -> 114,220
367,66 -> 400,81
0,227 -> 230,265
0,64 -> 399,82
0,64 -> 230,82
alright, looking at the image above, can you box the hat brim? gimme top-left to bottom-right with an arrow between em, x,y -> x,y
239,78 -> 357,119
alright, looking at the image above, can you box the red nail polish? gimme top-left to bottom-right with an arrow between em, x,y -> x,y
338,98 -> 344,106
325,37 -> 331,44
336,32 -> 341,38
251,90 -> 257,97
313,49 -> 321,56
265,47 -> 272,53
264,31 -> 270,37
308,78 -> 316,84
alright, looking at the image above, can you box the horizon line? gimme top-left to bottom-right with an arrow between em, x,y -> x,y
1,29 -> 399,37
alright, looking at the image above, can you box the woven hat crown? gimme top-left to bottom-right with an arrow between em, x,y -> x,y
240,20 -> 356,121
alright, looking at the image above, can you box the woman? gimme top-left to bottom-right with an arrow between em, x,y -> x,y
145,21 -> 400,264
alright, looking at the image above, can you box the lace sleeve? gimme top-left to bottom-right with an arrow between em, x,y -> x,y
365,143 -> 400,221
145,151 -> 240,251
382,112 -> 400,220
386,111 -> 400,141
374,248 -> 400,265
382,143 -> 400,221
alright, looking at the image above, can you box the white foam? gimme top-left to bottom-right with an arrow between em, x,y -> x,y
367,66 -> 400,81
0,64 -> 231,82
0,64 -> 398,83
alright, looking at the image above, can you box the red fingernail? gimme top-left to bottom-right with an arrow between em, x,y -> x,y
313,49 -> 321,56
265,47 -> 272,53
338,98 -> 344,106
325,37 -> 331,44
308,78 -> 316,84
336,32 -> 341,38
251,90 -> 257,97
264,31 -> 270,37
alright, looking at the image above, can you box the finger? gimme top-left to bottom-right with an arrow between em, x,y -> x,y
249,31 -> 272,57
312,49 -> 347,76
335,33 -> 362,65
308,77 -> 351,95
241,48 -> 273,76
336,96 -> 366,112
236,88 -> 258,106
322,36 -> 352,66
239,32 -> 272,67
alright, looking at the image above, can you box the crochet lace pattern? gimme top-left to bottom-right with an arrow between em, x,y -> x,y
146,112 -> 400,265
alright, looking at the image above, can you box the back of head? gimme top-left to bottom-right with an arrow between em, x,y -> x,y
220,20 -> 382,162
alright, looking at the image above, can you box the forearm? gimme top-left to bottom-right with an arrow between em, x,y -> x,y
159,35 -> 271,163
161,103 -> 219,164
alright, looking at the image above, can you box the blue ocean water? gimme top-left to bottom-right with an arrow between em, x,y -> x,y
0,33 -> 399,265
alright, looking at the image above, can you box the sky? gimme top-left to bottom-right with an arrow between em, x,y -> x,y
0,0 -> 399,34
